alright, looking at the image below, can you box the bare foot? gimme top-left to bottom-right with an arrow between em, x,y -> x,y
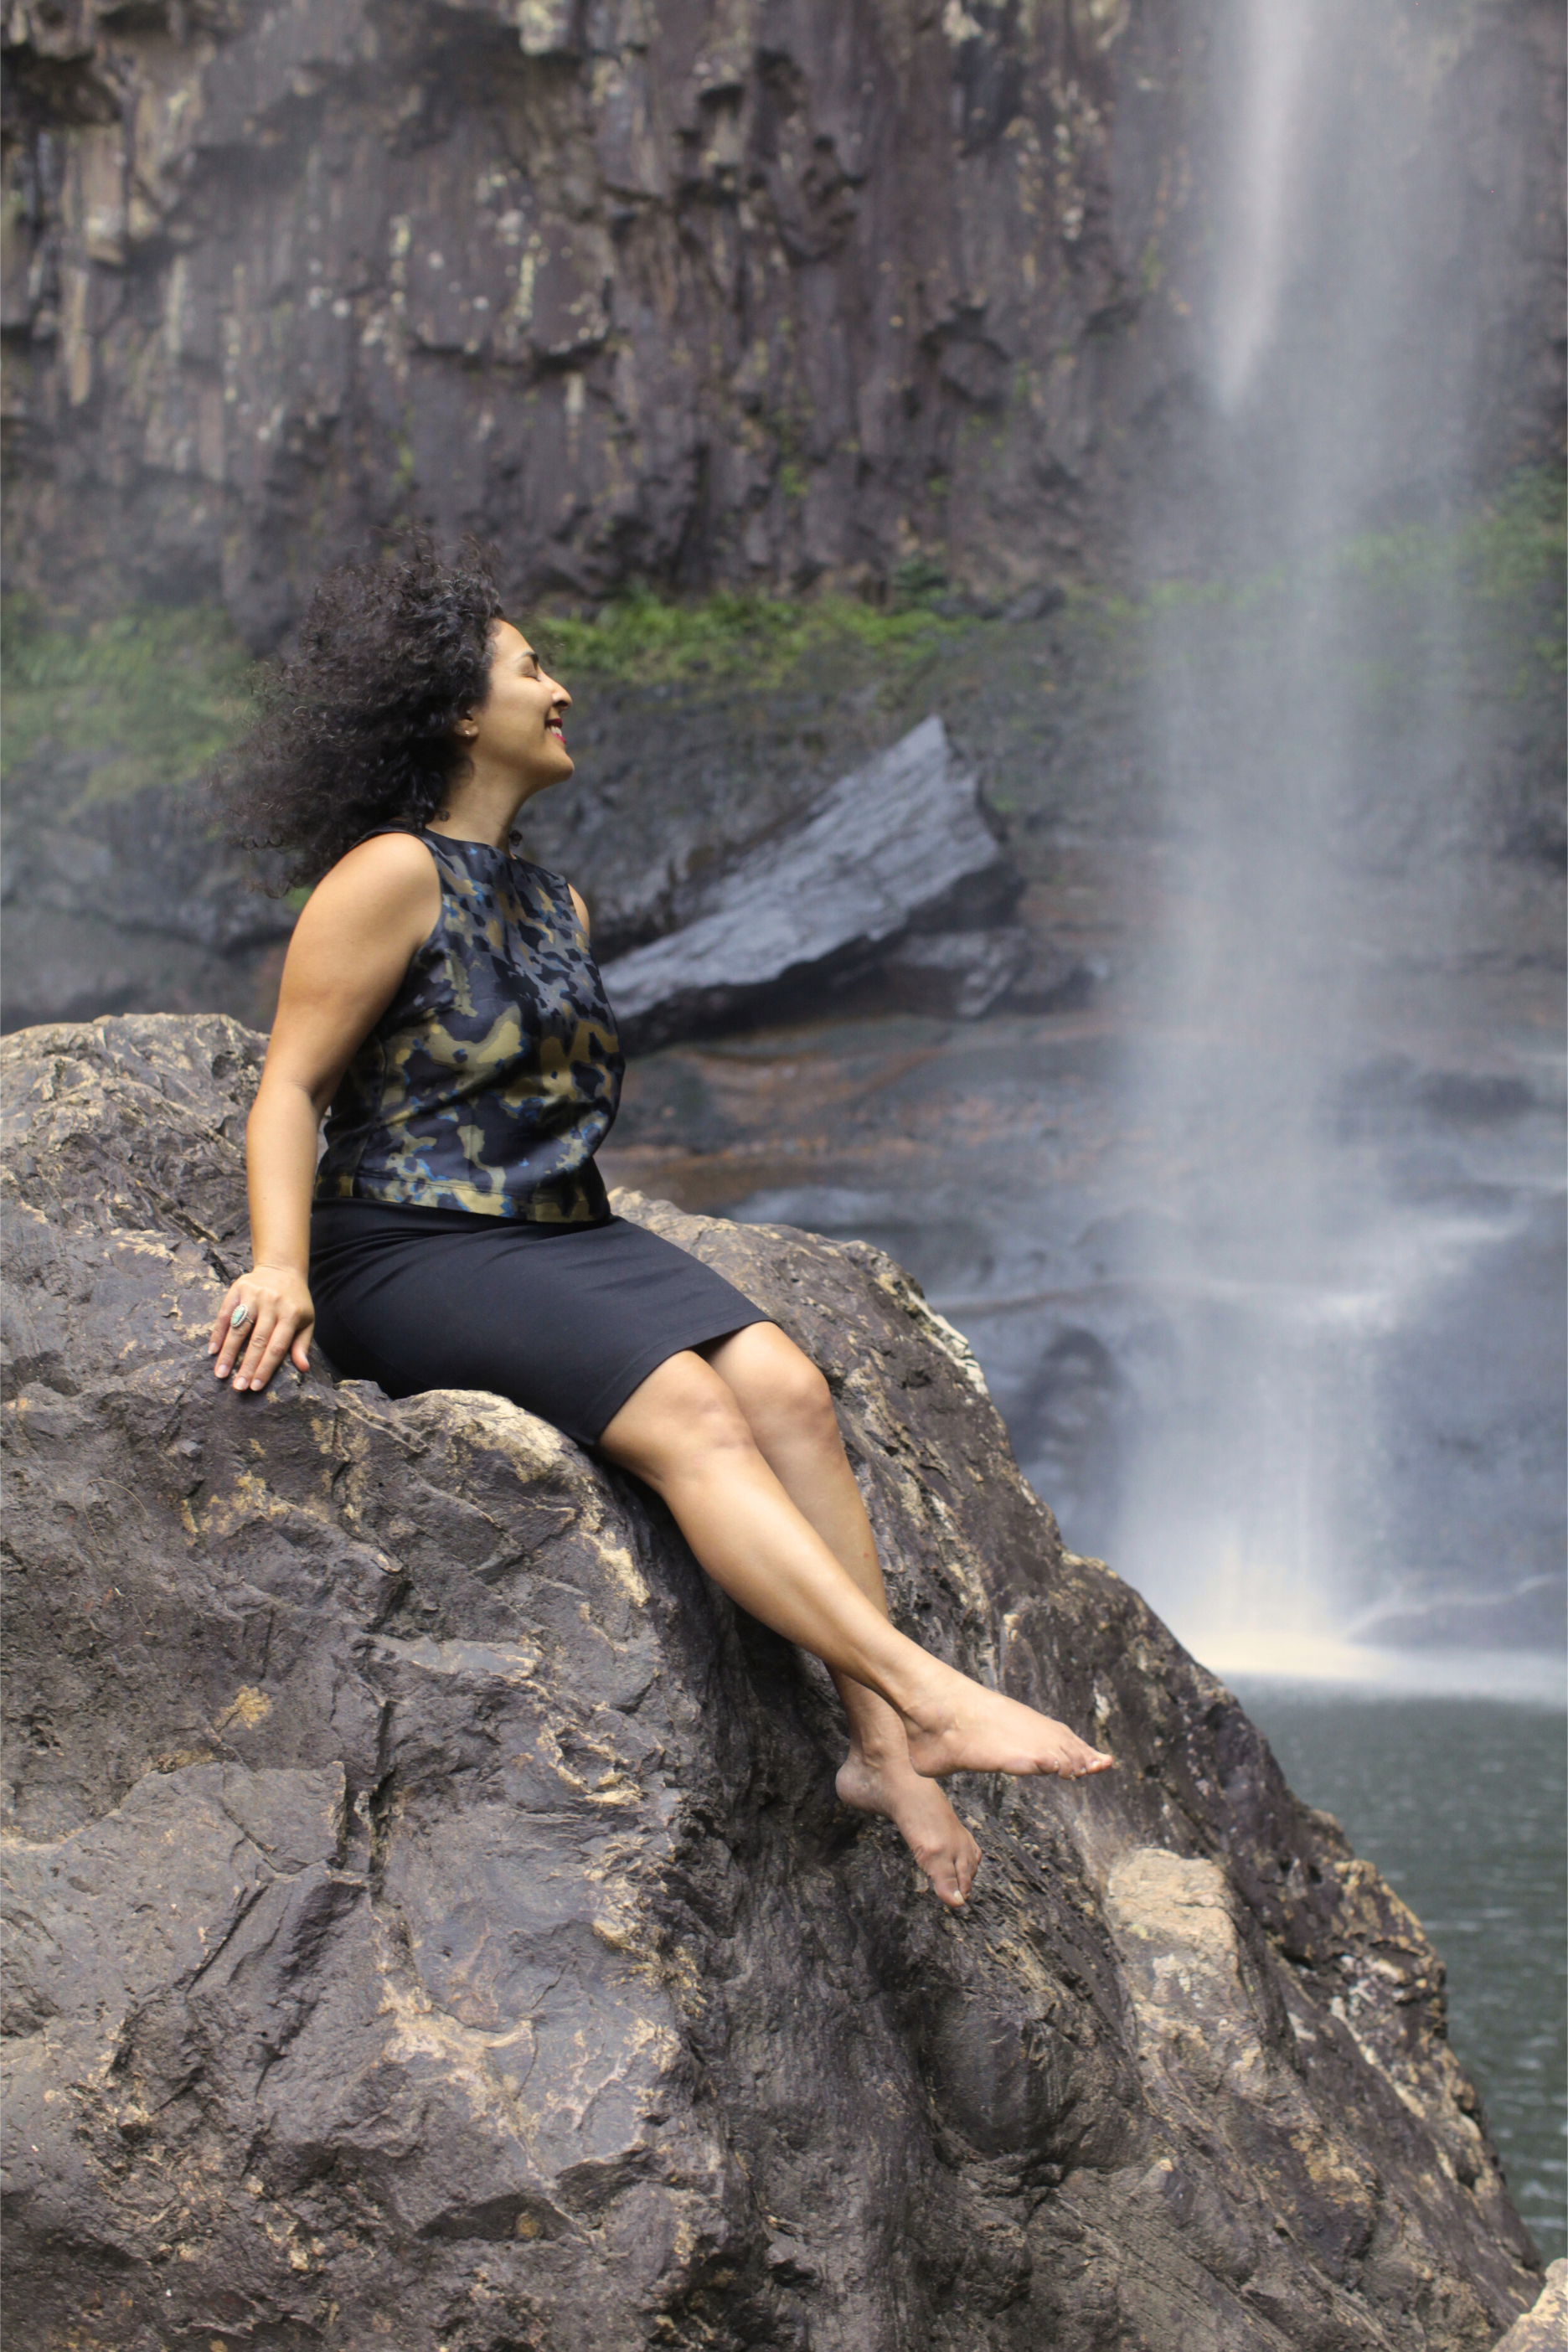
837,1748 -> 983,1911
902,1664 -> 1113,1782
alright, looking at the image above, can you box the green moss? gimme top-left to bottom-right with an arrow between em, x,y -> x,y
1,600 -> 255,797
1070,464 -> 1565,710
530,583 -> 972,691
1452,467 -> 1566,683
3,471 -> 1551,830
890,554 -> 950,607
529,472 -> 1560,734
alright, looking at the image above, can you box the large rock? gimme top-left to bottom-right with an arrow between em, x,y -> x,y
1493,2261 -> 1568,2350
0,1014 -> 1545,2351
599,715 -> 1014,1046
882,924 -> 1098,1021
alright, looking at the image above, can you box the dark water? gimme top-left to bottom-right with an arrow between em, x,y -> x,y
1233,1682 -> 1568,2266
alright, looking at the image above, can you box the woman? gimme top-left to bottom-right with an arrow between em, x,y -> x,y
209,544 -> 1112,1912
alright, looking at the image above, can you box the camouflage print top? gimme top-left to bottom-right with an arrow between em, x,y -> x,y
314,830 -> 622,1223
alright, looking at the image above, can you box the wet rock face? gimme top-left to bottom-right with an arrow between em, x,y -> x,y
0,768 -> 295,1034
5,0 -> 1557,637
0,1014 -> 1544,2350
3,0 -> 1150,632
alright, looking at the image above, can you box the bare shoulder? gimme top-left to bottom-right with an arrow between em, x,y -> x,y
273,828 -> 441,1058
298,831 -> 440,936
322,828 -> 437,896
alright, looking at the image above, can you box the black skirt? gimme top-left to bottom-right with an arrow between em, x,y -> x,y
309,1199 -> 771,1447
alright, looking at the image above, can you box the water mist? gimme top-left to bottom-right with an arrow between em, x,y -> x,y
1107,0 -> 1565,1685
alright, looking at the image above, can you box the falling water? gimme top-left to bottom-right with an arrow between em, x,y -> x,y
1106,0 -> 1563,1674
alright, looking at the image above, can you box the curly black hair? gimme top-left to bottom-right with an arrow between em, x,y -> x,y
214,539 -> 505,889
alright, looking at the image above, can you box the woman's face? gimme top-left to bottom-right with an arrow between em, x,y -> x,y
466,618 -> 573,791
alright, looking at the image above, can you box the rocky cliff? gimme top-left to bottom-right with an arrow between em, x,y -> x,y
3,0 -> 1561,640
2,0 -> 1560,1046
1,1013 -> 1545,2350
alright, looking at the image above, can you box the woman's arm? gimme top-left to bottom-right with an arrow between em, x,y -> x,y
208,833 -> 440,1394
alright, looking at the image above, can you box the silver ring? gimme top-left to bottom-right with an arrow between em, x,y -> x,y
230,1302 -> 255,1332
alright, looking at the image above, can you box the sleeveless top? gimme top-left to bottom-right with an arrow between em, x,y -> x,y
313,830 -> 623,1224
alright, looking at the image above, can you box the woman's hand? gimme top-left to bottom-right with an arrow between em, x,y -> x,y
209,1263 -> 315,1393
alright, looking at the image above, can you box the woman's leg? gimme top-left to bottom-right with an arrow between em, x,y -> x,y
596,1348 -> 1112,1793
698,1325 -> 982,1906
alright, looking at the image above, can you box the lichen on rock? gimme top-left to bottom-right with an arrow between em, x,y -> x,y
0,1014 -> 1545,2349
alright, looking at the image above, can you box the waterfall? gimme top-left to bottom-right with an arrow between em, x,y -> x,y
1106,0 -> 1564,1679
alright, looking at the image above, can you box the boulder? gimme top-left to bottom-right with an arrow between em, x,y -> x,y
1492,2261 -> 1568,2350
883,927 -> 1100,1021
883,926 -> 1034,1020
599,717 -> 1017,1049
0,1014 -> 1544,2352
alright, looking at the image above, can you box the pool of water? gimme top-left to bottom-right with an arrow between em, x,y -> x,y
1230,1681 -> 1568,2266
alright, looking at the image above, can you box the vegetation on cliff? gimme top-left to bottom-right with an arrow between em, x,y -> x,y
0,601 -> 255,799
4,465 -> 1558,809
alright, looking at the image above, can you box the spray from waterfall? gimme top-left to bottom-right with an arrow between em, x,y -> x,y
1210,0 -> 1316,415
1107,0 -> 1555,1677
